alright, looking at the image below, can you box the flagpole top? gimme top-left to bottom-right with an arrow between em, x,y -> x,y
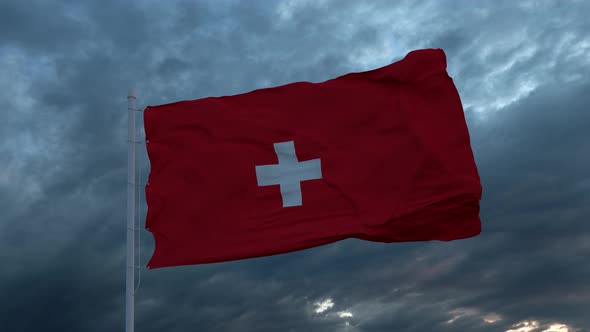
128,87 -> 136,99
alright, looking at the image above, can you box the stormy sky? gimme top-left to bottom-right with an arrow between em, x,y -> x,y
1,0 -> 589,331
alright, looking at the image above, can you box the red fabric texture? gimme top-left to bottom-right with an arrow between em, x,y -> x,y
144,48 -> 482,269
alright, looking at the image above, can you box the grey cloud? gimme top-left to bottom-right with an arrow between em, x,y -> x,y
1,0 -> 589,331
0,0 -> 88,52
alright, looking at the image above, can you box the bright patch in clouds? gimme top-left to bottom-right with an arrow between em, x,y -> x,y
543,324 -> 569,332
507,321 -> 540,332
483,313 -> 502,323
506,321 -> 570,332
337,311 -> 353,318
314,298 -> 335,313
447,308 -> 501,325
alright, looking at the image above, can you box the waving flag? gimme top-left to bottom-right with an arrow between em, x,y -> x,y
144,48 -> 482,269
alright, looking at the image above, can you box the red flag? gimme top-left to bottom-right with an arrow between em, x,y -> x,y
144,48 -> 482,269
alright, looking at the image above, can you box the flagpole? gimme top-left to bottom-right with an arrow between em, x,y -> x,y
126,88 -> 136,332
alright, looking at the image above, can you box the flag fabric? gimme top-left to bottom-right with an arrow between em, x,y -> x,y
143,48 -> 482,269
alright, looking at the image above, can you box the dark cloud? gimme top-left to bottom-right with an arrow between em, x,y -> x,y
0,0 -> 88,52
1,0 -> 589,331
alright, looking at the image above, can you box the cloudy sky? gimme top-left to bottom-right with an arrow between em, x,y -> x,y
1,0 -> 589,331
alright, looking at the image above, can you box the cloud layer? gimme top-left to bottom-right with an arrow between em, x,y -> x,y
1,0 -> 589,331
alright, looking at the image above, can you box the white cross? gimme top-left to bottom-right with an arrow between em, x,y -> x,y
255,141 -> 322,207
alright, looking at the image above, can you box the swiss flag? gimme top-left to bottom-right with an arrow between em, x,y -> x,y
144,48 -> 482,269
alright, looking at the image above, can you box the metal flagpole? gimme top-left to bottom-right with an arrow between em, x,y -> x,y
126,88 -> 136,332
